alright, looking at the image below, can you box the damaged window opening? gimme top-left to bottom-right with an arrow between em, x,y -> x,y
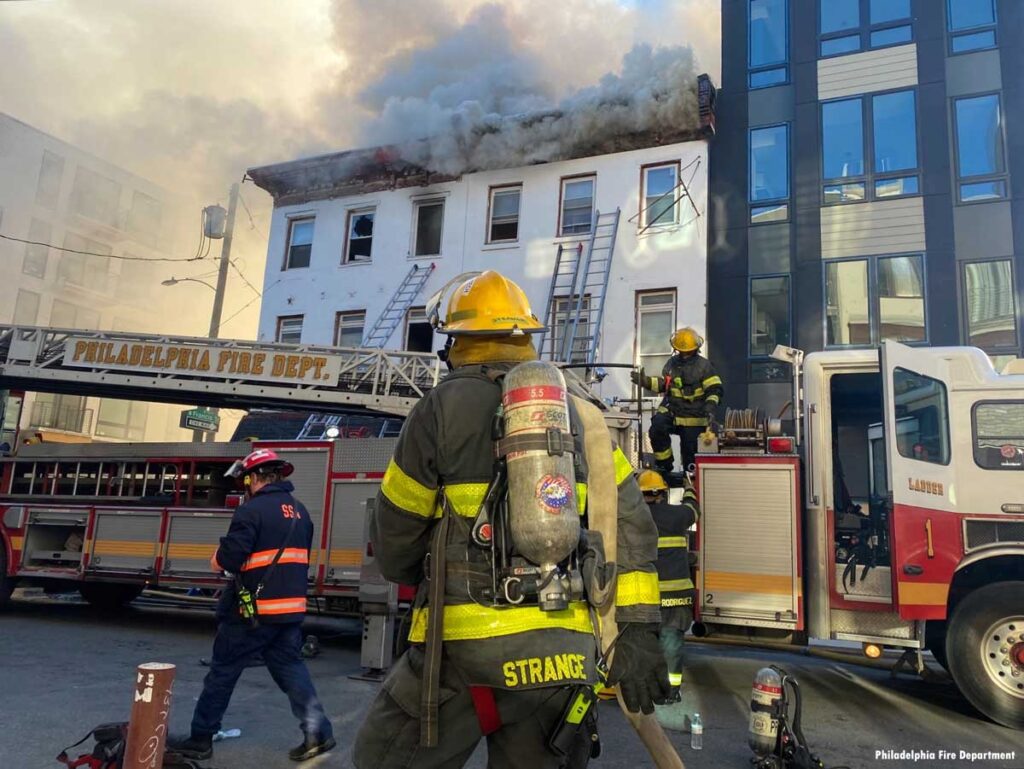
284,217 -> 314,269
487,186 -> 521,243
560,176 -> 595,236
345,208 -> 375,264
414,200 -> 444,257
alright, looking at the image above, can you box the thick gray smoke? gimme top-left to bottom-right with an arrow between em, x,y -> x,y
354,6 -> 702,176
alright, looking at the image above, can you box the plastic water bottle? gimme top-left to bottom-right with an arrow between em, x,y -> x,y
690,713 -> 703,750
213,728 -> 241,742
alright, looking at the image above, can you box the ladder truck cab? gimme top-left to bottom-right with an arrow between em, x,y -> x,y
693,340 -> 1024,730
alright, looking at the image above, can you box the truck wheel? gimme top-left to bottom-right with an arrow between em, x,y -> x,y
945,581 -> 1024,729
925,620 -> 948,672
0,544 -> 14,606
79,582 -> 144,610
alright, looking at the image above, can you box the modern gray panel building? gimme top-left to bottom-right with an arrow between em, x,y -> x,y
709,0 -> 1023,411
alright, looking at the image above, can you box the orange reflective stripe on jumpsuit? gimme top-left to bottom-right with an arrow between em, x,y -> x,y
255,597 -> 308,615
241,547 -> 309,571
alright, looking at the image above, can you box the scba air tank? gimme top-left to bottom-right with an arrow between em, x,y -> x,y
502,361 -> 581,580
748,666 -> 783,759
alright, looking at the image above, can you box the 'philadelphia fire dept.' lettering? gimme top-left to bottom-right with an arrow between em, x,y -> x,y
502,653 -> 587,687
69,340 -> 331,382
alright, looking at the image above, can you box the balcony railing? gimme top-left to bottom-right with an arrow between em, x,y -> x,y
30,401 -> 94,434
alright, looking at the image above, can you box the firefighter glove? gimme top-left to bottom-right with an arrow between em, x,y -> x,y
629,368 -> 645,387
606,623 -> 671,714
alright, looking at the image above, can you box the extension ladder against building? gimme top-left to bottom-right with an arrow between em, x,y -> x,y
537,209 -> 620,363
362,262 -> 436,348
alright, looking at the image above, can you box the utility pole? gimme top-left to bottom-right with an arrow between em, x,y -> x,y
192,182 -> 238,442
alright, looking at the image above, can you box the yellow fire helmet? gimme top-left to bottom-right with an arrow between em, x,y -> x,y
637,469 -> 668,493
670,326 -> 704,353
432,270 -> 545,336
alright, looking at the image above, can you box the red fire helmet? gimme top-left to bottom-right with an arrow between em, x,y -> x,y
225,448 -> 294,479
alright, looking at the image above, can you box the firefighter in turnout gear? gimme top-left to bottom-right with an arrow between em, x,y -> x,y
169,449 -> 335,763
353,271 -> 669,769
638,469 -> 698,702
631,327 -> 722,474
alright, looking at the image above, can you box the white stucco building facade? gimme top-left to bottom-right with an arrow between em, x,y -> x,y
249,134 -> 711,403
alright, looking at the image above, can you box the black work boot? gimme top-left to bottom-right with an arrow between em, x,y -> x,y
167,734 -> 213,760
288,734 -> 336,762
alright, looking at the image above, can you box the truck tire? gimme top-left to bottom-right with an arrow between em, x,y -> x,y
79,582 -> 144,610
945,581 -> 1024,729
925,620 -> 948,672
0,543 -> 14,606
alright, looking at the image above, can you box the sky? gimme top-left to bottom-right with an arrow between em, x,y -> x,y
0,0 -> 720,336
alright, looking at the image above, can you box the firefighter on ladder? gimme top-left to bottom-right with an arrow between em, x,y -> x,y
637,469 -> 699,703
631,327 -> 723,475
352,270 -> 669,769
169,449 -> 335,763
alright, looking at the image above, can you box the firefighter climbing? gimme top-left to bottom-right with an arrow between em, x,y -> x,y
351,270 -> 671,769
632,327 -> 723,474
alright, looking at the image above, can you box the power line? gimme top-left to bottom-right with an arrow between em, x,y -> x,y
238,191 -> 266,239
229,258 -> 262,297
220,279 -> 279,328
0,232 -> 208,263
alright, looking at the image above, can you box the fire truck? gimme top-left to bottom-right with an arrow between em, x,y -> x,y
692,341 -> 1024,729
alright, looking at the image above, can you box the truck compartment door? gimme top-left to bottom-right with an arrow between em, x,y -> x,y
88,508 -> 160,573
697,457 -> 802,630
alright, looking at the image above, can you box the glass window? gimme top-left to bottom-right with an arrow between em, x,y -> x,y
642,165 -> 678,226
95,399 -> 148,441
963,260 -> 1017,350
750,125 -> 789,202
948,0 -> 995,31
70,167 -> 121,228
22,218 -> 51,278
13,289 -> 40,325
870,0 -> 909,24
35,151 -> 64,210
334,310 -> 366,348
751,203 -> 789,224
59,233 -> 113,293
824,182 -> 866,204
750,68 -> 788,88
821,0 -> 859,33
972,402 -> 1024,471
284,218 -> 314,269
750,276 -> 790,356
345,208 -> 374,263
875,176 -> 918,197
960,180 -> 1007,202
826,260 -> 870,346
951,30 -> 996,53
550,295 -> 591,363
488,187 -> 521,242
636,291 -> 675,374
127,192 -> 162,238
560,178 -> 594,235
276,315 -> 303,344
822,99 -> 864,180
878,255 -> 925,342
414,200 -> 444,256
873,91 -> 917,173
822,35 -> 860,56
955,95 -> 1004,178
892,367 -> 950,465
750,0 -> 787,67
870,25 -> 911,46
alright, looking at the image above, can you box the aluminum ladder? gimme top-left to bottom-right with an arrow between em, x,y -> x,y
362,262 -> 436,348
537,209 -> 620,363
296,412 -> 342,440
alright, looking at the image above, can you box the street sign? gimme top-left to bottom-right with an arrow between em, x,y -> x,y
180,407 -> 219,433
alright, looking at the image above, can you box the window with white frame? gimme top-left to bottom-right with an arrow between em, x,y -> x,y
641,164 -> 679,227
95,399 -> 148,441
559,177 -> 595,236
413,200 -> 444,257
276,315 -> 303,344
635,291 -> 675,374
334,310 -> 366,347
344,208 -> 375,263
550,295 -> 591,363
284,217 -> 314,270
487,186 -> 521,243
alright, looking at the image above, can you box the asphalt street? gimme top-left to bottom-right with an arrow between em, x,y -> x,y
0,596 -> 1020,769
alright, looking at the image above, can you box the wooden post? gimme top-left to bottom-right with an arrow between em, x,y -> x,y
123,662 -> 176,769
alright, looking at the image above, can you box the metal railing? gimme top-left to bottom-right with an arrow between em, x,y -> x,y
29,400 -> 94,434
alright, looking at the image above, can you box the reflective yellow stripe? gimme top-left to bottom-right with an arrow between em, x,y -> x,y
444,482 -> 489,517
645,376 -> 662,391
673,416 -> 708,427
612,448 -> 633,486
702,375 -> 722,387
668,672 -> 683,686
659,578 -> 694,592
669,388 -> 684,398
575,482 -> 588,516
705,394 -> 720,404
616,570 -> 660,606
653,447 -> 673,460
381,459 -> 438,518
408,601 -> 593,642
657,536 -> 688,548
